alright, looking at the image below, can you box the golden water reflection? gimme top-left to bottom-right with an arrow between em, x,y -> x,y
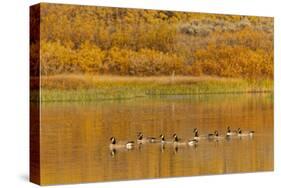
40,94 -> 273,185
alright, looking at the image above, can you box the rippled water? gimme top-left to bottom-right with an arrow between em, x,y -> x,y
38,94 -> 273,185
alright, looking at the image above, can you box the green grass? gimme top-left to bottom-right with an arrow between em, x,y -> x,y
32,75 -> 273,102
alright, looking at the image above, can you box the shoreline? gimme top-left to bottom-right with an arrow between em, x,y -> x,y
31,75 -> 273,102
37,91 -> 273,103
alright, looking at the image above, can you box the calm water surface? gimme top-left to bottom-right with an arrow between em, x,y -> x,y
39,94 -> 273,185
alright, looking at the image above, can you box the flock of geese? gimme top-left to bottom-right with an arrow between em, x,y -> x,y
109,126 -> 255,150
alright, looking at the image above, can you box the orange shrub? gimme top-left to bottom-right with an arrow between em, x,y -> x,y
40,41 -> 77,75
38,5 -> 273,79
75,42 -> 105,73
192,45 -> 273,79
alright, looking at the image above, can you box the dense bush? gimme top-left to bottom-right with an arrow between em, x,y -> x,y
76,42 -> 105,73
40,41 -> 77,75
36,4 -> 273,79
193,45 -> 273,78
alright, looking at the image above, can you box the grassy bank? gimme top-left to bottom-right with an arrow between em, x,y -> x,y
34,75 -> 273,102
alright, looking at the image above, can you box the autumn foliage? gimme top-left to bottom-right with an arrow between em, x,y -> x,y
34,4 -> 273,79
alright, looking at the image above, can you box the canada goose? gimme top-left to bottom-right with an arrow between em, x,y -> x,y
188,139 -> 198,146
226,126 -> 237,136
159,134 -> 173,144
137,132 -> 156,143
173,133 -> 180,142
109,137 -> 134,150
193,128 -> 207,140
193,128 -> 200,140
208,130 -> 225,140
193,128 -> 198,135
172,133 -> 186,146
237,128 -> 255,137
207,131 -> 215,139
160,134 -> 173,144
208,130 -> 224,140
160,134 -> 166,144
214,130 -> 225,139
